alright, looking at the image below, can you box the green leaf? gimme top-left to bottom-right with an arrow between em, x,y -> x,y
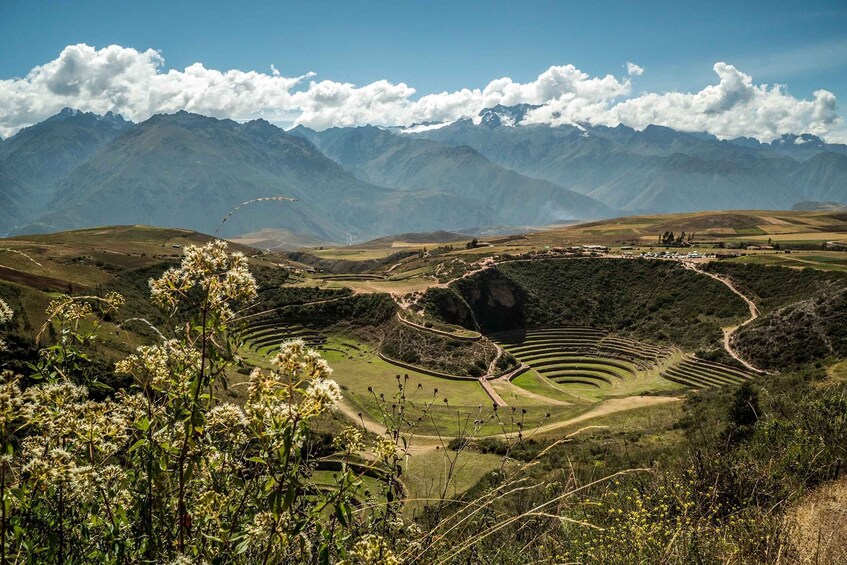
127,439 -> 147,453
283,482 -> 297,512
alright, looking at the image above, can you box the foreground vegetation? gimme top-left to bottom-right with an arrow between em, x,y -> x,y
0,242 -> 411,563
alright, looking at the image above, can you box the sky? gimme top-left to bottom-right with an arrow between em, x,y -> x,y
1,0 -> 846,141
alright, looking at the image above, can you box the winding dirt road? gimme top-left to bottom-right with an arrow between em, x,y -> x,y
682,262 -> 766,373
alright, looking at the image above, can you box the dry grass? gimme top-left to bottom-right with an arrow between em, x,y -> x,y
787,477 -> 847,564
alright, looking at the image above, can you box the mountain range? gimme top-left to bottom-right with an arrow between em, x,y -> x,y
409,105 -> 847,213
1,105 -> 846,242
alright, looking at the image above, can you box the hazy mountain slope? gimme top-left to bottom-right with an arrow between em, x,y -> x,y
4,105 -> 847,239
292,125 -> 611,224
0,109 -> 131,222
0,167 -> 27,230
36,112 -> 494,241
412,108 -> 840,212
789,152 -> 847,204
588,154 -> 798,211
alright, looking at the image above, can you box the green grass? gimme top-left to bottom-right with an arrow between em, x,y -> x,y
256,336 -> 575,437
534,399 -> 685,440
727,254 -> 847,271
537,364 -> 632,382
508,370 -> 587,404
400,445 -> 508,513
528,357 -> 637,375
494,327 -> 683,401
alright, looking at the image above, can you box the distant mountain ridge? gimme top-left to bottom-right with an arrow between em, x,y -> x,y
0,108 -> 132,228
289,124 -> 610,226
0,108 -> 610,241
409,109 -> 847,213
32,111 -> 511,241
1,105 -> 846,241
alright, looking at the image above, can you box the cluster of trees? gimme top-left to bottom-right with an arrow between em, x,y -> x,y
657,231 -> 694,246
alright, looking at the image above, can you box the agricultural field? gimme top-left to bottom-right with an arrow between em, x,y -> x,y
5,220 -> 831,443
492,326 -> 684,400
723,251 -> 847,271
243,322 -> 328,353
661,356 -> 755,388
319,337 -> 586,437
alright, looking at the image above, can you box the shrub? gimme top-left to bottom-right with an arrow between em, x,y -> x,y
0,242 -> 405,563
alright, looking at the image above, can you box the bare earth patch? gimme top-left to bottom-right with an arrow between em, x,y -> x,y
788,477 -> 847,563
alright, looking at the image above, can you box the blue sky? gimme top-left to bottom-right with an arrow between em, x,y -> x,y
3,0 -> 846,97
1,0 -> 846,140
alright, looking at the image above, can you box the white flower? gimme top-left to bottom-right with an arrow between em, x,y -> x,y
0,372 -> 22,425
0,299 -> 12,325
116,340 -> 201,393
45,296 -> 91,322
206,402 -> 249,446
334,426 -> 364,453
149,241 -> 257,314
302,378 -> 342,415
373,437 -> 398,463
344,534 -> 399,565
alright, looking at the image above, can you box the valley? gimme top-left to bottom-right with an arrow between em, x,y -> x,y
3,212 -> 847,524
2,205 -> 847,561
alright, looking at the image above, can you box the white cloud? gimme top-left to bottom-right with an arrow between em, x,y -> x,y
0,44 -> 842,143
605,64 -> 840,141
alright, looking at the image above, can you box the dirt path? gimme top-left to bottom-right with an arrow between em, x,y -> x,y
491,380 -> 572,406
486,341 -> 504,375
478,377 -> 508,407
530,395 -> 683,436
336,401 -> 387,435
385,260 -> 405,273
393,311 -> 480,341
682,262 -> 766,373
336,394 -> 680,440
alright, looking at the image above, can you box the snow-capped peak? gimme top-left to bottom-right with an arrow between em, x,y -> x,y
397,121 -> 453,134
476,104 -> 541,128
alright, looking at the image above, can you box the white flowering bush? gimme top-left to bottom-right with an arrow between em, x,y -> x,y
0,299 -> 11,327
0,241 -> 407,563
0,298 -> 11,353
